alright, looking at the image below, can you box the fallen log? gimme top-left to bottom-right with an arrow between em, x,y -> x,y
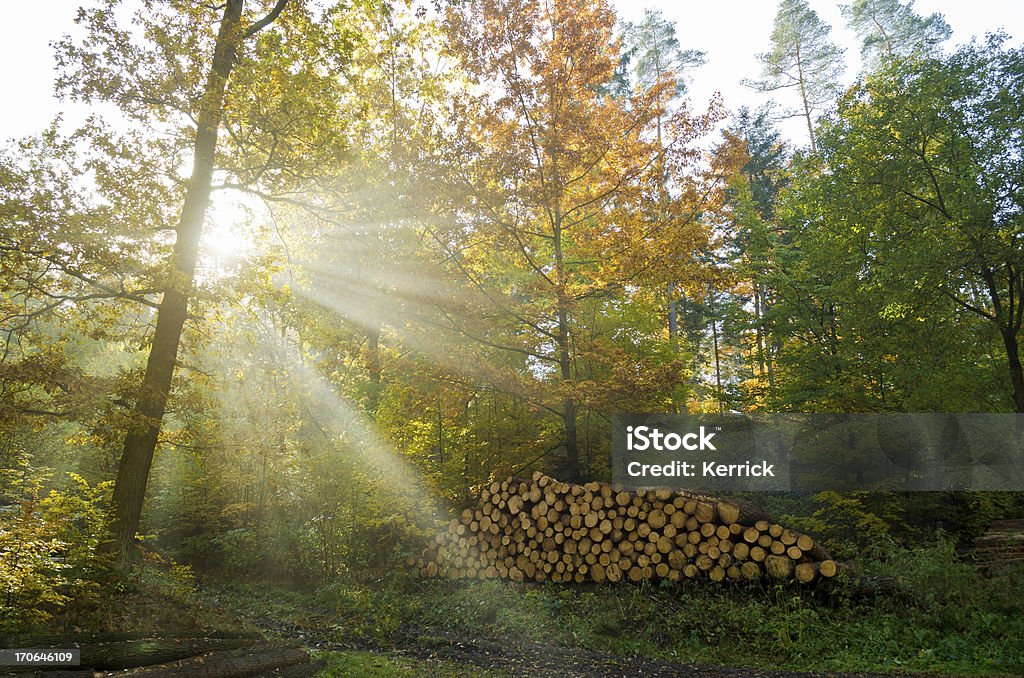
113,642 -> 318,677
82,638 -> 268,670
0,672 -> 94,677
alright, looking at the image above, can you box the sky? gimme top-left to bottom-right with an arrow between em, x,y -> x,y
1,1 -> 1022,147
610,0 -> 1024,144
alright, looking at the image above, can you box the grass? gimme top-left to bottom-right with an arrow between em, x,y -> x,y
295,538 -> 1024,676
27,537 -> 1024,677
312,650 -> 509,677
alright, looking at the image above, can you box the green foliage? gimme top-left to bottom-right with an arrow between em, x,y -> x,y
0,498 -> 69,629
289,550 -> 1024,675
0,457 -> 114,631
858,537 -> 1024,674
616,9 -> 706,96
769,36 -> 1024,412
781,491 -> 905,559
312,581 -> 415,642
749,0 -> 844,150
843,0 -> 951,69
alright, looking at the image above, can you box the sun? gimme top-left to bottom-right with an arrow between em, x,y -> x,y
199,193 -> 263,280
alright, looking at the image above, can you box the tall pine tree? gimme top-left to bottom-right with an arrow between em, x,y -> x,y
749,0 -> 844,152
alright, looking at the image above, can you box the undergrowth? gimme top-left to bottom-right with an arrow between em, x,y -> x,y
17,535 -> 1024,676
299,536 -> 1024,676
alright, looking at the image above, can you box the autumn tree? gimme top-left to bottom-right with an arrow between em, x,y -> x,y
431,0 -> 720,480
750,0 -> 844,152
45,0 -> 363,566
613,9 -> 706,356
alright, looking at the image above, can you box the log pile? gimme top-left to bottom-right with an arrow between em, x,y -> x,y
413,472 -> 839,586
974,518 -> 1024,575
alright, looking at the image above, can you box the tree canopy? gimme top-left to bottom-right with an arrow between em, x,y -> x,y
2,0 -> 1024,625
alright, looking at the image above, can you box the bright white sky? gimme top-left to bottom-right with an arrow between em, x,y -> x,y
613,0 -> 1024,143
1,1 -> 1022,147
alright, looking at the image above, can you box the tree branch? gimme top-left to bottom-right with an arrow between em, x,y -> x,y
243,0 -> 290,39
941,287 -> 995,320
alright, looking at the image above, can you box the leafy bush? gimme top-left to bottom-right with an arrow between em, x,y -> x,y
781,490 -> 907,559
0,457 -> 114,631
0,498 -> 70,630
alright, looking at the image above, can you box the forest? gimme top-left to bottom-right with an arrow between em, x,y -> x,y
2,0 -> 1024,675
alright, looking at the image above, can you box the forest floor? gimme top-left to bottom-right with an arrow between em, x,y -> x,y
197,578 -> 1005,678
240,605 -> 958,678
310,631 -> 956,678
32,549 -> 1021,677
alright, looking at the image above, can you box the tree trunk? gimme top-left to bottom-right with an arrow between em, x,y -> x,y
366,324 -> 382,414
1000,327 -> 1024,413
794,44 -> 817,153
667,282 -> 678,351
709,291 -> 724,416
562,397 -> 580,481
981,265 -> 1024,413
436,395 -> 445,469
112,0 -> 245,568
754,286 -> 768,376
552,182 -> 580,479
557,293 -> 580,481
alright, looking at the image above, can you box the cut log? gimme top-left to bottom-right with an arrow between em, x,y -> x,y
715,499 -> 771,526
795,533 -> 832,561
78,638 -> 282,671
116,643 -> 318,676
740,561 -> 761,580
694,501 -> 717,523
765,555 -> 794,579
417,473 -> 839,588
795,562 -> 819,584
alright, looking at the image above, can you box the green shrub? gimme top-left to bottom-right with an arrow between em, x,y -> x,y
0,458 -> 114,631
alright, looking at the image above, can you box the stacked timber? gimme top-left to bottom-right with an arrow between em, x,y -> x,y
974,518 -> 1024,574
412,472 -> 839,586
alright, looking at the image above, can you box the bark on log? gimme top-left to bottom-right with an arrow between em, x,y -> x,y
116,643 -> 317,677
78,638 -> 276,670
715,499 -> 772,526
